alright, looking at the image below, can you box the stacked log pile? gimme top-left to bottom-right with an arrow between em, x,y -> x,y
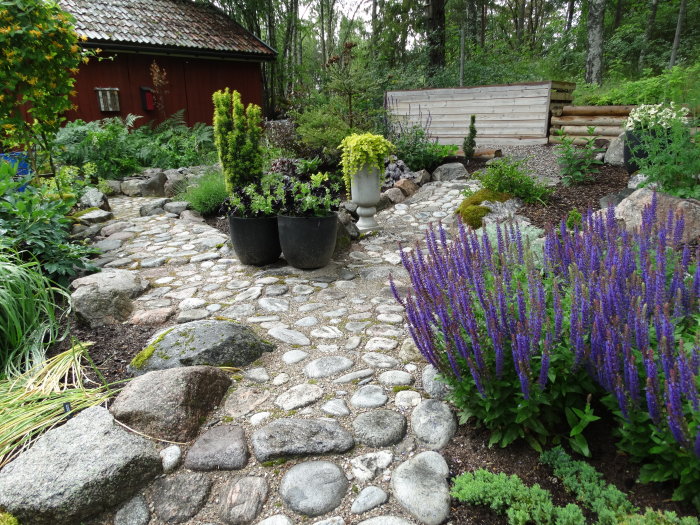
549,105 -> 635,145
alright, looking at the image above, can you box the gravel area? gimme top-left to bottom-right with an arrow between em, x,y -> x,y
478,144 -> 563,185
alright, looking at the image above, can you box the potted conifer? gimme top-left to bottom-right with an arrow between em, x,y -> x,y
338,133 -> 395,232
277,173 -> 339,269
213,88 -> 281,265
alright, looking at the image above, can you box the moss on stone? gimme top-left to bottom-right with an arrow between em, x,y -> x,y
460,188 -> 512,207
129,327 -> 176,369
261,457 -> 289,467
68,206 -> 100,220
455,204 -> 490,229
392,385 -> 413,393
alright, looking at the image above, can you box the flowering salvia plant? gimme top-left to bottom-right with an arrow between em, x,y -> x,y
393,194 -> 699,507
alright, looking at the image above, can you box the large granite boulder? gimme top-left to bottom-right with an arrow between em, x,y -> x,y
128,319 -> 274,375
391,451 -> 450,525
120,169 -> 166,197
432,162 -> 468,181
71,269 -> 148,327
110,366 -> 231,441
615,188 -> 700,244
0,407 -> 161,525
79,187 -> 111,211
604,132 -> 625,167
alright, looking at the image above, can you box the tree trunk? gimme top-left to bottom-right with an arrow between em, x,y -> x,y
425,0 -> 446,74
613,0 -> 624,30
480,0 -> 487,46
467,0 -> 478,45
565,0 -> 575,31
669,0 -> 687,68
319,0 -> 326,64
516,0 -> 526,44
585,0 -> 605,85
637,0 -> 659,71
371,0 -> 378,55
459,25 -> 465,86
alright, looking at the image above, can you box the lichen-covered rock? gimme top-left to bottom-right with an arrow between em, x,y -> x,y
604,132 -> 625,167
110,366 -> 231,441
128,319 -> 274,374
0,407 -> 161,525
432,162 -> 467,181
120,170 -> 166,197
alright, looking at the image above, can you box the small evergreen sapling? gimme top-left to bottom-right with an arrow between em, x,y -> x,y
463,115 -> 477,158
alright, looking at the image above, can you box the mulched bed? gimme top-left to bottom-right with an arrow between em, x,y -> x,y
50,315 -> 162,385
444,415 -> 697,523
519,165 -> 630,229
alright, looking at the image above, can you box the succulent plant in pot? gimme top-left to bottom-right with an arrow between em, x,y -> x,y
213,88 -> 281,265
277,172 -> 340,270
338,133 -> 395,232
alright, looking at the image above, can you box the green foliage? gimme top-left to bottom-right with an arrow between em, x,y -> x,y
541,446 -> 635,524
0,512 -> 19,525
0,250 -> 68,378
463,115 -> 477,159
555,129 -> 605,186
566,209 -> 583,230
451,469 -> 586,525
477,158 -> 552,204
621,509 -> 700,525
295,107 -> 353,161
225,173 -> 284,218
212,88 -> 263,193
338,133 -> 396,194
0,0 -> 87,172
390,125 -> 458,172
455,204 -> 490,229
175,169 -> 228,216
0,175 -> 97,281
628,121 -> 700,199
280,172 -> 340,217
574,64 -> 700,106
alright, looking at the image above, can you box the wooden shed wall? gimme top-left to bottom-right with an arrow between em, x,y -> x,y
386,82 -> 555,146
67,53 -> 264,126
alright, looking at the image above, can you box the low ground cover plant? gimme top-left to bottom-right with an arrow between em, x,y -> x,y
389,124 -> 458,172
175,168 -> 228,216
394,195 -> 699,508
477,157 -> 552,204
452,447 -> 698,524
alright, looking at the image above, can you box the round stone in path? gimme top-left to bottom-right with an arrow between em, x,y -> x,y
365,337 -> 398,352
422,364 -> 452,400
311,326 -> 344,339
351,486 -> 388,514
353,409 -> 406,447
321,399 -> 350,416
282,350 -> 308,364
150,471 -> 211,523
275,383 -> 323,411
357,517 -> 414,525
391,451 -> 450,525
279,461 -> 348,516
350,385 -> 388,408
257,515 -> 294,525
411,400 -> 457,450
304,356 -> 354,378
378,370 -> 414,386
362,352 -> 400,368
251,418 -> 353,462
218,476 -> 268,524
184,425 -> 249,471
268,327 -> 311,346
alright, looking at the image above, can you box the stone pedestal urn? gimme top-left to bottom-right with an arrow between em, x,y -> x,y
351,165 -> 381,232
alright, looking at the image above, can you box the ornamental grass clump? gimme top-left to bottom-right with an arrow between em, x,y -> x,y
394,194 -> 700,506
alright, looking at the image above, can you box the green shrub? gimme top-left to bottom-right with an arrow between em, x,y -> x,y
0,175 -> 97,281
555,129 -> 605,186
295,107 -> 353,162
0,250 -> 68,378
566,209 -> 582,230
0,512 -> 19,525
477,157 -> 552,204
212,88 -> 263,193
463,115 -> 477,159
460,188 -> 512,207
628,121 -> 700,199
451,469 -> 586,525
573,64 -> 700,106
621,510 -> 700,525
175,169 -> 228,216
391,125 -> 458,172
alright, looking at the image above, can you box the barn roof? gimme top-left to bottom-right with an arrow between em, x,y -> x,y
58,0 -> 276,60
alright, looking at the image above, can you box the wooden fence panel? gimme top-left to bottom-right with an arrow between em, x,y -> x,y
386,81 -> 561,146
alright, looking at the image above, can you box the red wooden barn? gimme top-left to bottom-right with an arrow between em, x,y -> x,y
58,0 -> 276,125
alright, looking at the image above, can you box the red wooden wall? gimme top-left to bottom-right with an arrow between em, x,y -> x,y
67,52 -> 264,126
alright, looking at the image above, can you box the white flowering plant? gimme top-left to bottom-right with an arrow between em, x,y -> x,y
624,102 -> 690,131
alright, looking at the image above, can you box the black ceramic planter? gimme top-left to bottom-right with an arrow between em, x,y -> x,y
278,214 -> 338,270
228,215 -> 281,266
623,130 -> 645,174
